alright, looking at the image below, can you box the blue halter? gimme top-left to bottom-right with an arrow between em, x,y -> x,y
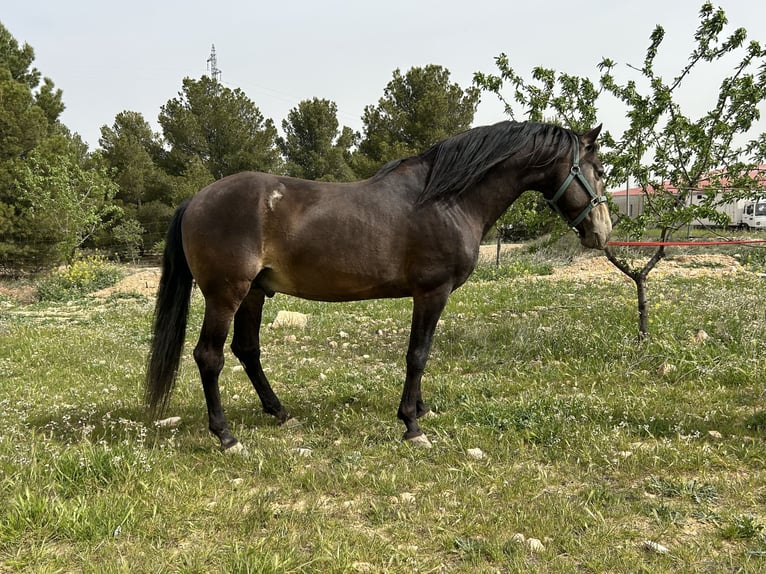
547,134 -> 607,228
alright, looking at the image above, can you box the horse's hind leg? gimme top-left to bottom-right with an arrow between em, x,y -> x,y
194,291 -> 246,450
231,289 -> 291,425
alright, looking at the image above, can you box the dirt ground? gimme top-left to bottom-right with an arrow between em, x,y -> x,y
92,267 -> 162,299
480,244 -> 744,282
0,248 -> 747,305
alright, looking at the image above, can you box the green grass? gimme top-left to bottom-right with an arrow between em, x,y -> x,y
2,251 -> 766,572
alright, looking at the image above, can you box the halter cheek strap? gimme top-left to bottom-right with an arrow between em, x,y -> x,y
547,134 -> 607,228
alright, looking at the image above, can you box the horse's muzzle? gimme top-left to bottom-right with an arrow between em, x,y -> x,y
578,204 -> 612,250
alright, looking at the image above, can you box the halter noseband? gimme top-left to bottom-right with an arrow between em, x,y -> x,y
546,134 -> 607,229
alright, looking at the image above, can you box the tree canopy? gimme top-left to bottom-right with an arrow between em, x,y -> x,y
475,2 -> 766,338
279,98 -> 356,182
159,76 -> 282,180
355,65 -> 480,176
0,22 -> 115,269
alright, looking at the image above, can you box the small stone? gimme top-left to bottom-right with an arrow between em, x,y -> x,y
155,416 -> 181,428
399,492 -> 416,504
407,434 -> 433,449
708,430 -> 723,439
642,540 -> 670,554
526,538 -> 545,553
466,448 -> 485,460
271,310 -> 309,328
693,329 -> 709,344
657,362 -> 677,376
294,447 -> 312,457
511,533 -> 526,544
225,441 -> 249,456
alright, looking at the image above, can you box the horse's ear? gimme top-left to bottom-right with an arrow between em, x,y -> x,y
581,124 -> 602,145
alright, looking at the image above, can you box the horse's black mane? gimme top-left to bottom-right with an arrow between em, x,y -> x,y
371,121 -> 574,204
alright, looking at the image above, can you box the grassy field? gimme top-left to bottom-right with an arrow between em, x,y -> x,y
2,244 -> 766,573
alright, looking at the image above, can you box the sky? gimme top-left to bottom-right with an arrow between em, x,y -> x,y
3,0 -> 765,151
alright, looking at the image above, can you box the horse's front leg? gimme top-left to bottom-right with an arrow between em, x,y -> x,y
398,289 -> 450,445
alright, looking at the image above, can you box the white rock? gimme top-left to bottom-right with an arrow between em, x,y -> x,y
294,447 -> 312,457
407,434 -> 433,449
708,430 -> 723,439
657,362 -> 677,376
526,538 -> 545,553
225,441 -> 249,456
271,310 -> 309,328
466,448 -> 485,460
642,540 -> 670,554
155,416 -> 181,428
693,329 -> 709,344
399,492 -> 416,504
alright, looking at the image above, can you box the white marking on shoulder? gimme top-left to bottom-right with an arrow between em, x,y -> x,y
268,189 -> 283,210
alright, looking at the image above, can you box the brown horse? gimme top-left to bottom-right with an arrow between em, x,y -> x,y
146,121 -> 611,450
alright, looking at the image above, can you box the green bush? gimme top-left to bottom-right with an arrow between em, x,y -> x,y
36,255 -> 123,301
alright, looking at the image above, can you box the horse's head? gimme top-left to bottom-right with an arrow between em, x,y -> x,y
546,126 -> 612,250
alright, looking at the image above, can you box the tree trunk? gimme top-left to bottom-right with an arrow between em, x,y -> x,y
605,245 -> 667,341
635,272 -> 650,339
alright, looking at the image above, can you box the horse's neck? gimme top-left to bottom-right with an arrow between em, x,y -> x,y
458,162 -> 548,234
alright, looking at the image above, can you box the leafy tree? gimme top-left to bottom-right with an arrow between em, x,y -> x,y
0,22 -> 96,269
0,22 -> 63,125
99,111 -> 170,209
600,3 -> 766,339
159,76 -> 281,180
475,2 -> 766,339
355,65 -> 480,176
15,135 -> 118,265
99,111 -> 178,252
279,98 -> 356,181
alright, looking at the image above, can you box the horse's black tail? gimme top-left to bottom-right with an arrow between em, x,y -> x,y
145,200 -> 193,417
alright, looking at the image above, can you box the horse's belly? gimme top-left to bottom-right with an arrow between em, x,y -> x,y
258,266 -> 410,302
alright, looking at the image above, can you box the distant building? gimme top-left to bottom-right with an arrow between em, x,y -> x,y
608,165 -> 766,227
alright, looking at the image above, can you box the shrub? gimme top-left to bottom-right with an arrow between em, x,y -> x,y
36,255 -> 123,301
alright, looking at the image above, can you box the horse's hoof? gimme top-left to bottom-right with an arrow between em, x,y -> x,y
223,441 -> 249,456
282,417 -> 302,429
406,434 -> 433,449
